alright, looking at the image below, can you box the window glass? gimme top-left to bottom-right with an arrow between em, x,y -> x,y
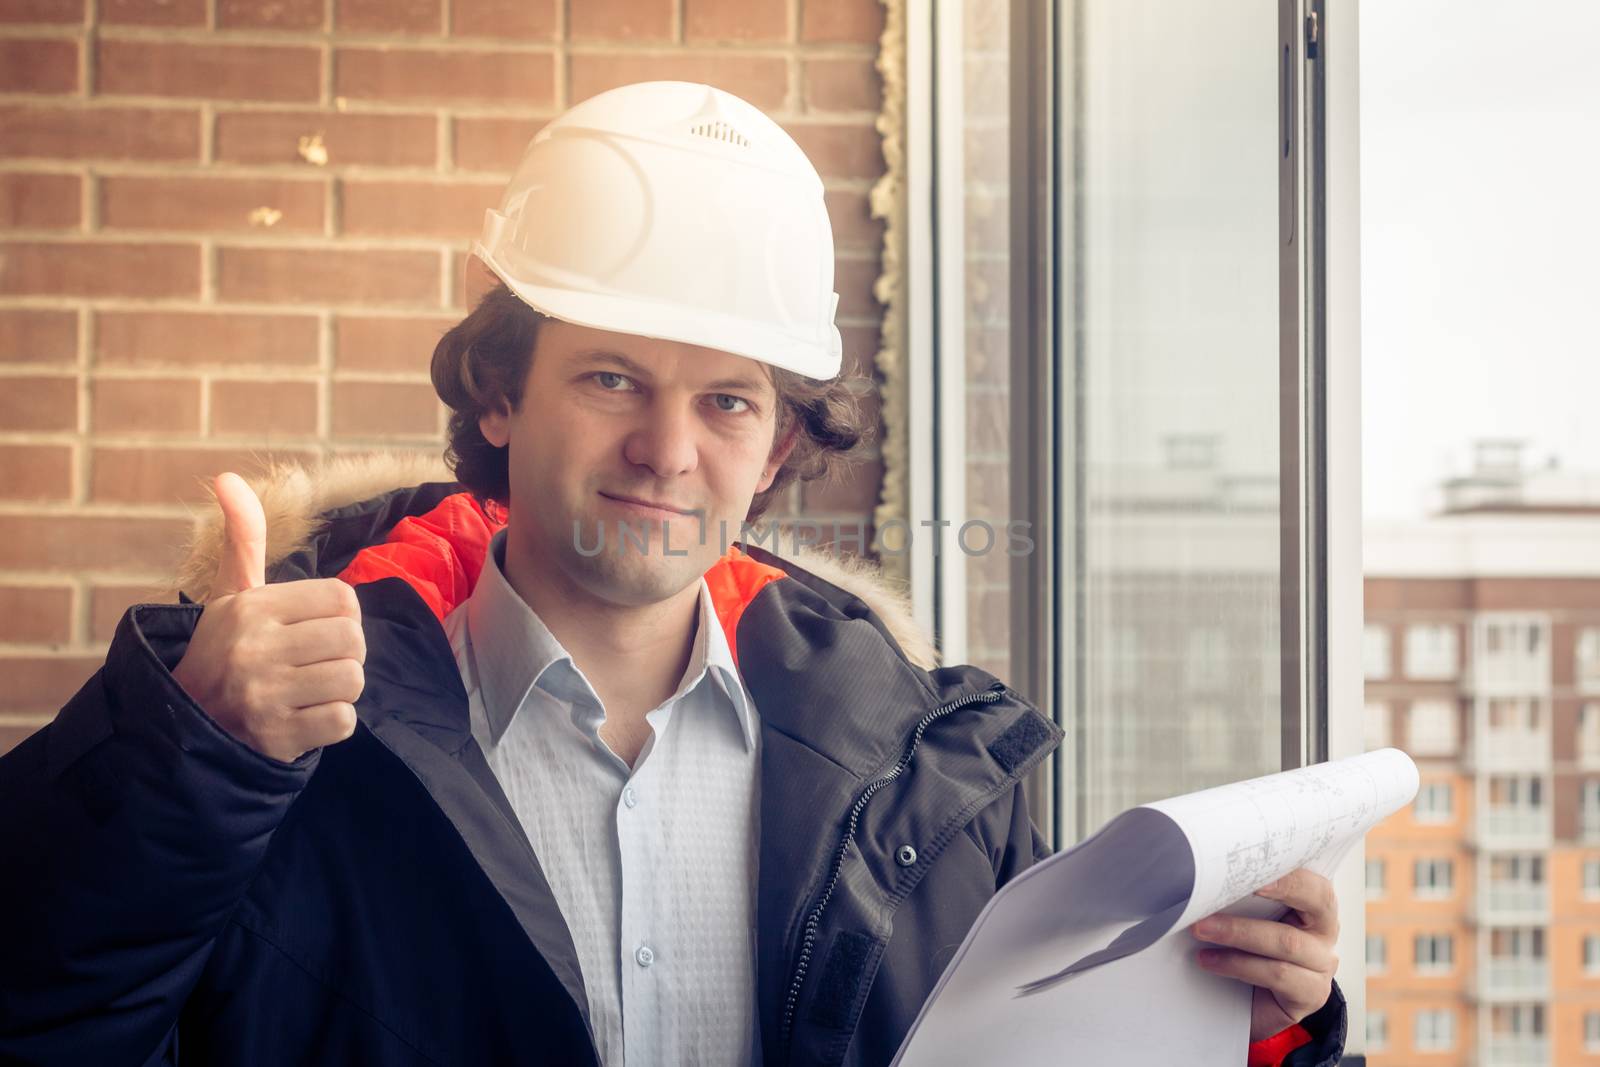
1406,701 -> 1457,757
1404,623 -> 1458,680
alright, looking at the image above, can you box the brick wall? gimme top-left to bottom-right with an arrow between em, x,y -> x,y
0,0 -> 888,748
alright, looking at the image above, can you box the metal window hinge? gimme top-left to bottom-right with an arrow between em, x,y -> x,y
1306,11 -> 1320,60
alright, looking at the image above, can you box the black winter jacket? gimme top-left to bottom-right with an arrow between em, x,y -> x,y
0,469 -> 1345,1066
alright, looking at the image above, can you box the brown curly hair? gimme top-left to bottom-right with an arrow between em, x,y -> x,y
431,282 -> 871,522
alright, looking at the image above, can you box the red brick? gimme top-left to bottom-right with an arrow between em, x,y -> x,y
786,122 -> 882,180
0,0 -> 83,22
0,173 -> 81,229
0,514 -> 190,571
825,188 -> 882,253
215,110 -> 437,168
0,375 -> 76,431
90,376 -> 202,434
0,37 -> 79,93
331,380 -> 441,437
685,0 -> 787,42
0,585 -> 73,644
217,246 -> 441,306
0,241 -> 201,299
90,582 -> 169,641
97,40 -> 321,103
834,256 -> 881,320
0,105 -> 200,162
101,0 -> 205,25
0,445 -> 73,501
336,48 -> 555,107
340,179 -> 499,239
101,175 -> 326,234
217,0 -> 324,29
804,57 -> 881,112
450,0 -> 555,39
337,0 -> 439,32
0,657 -> 107,712
96,310 -> 319,367
569,0 -> 671,41
0,308 -> 77,363
569,53 -> 788,111
452,115 -> 546,172
801,0 -> 884,43
335,314 -> 454,373
209,379 -> 318,436
91,446 -> 317,504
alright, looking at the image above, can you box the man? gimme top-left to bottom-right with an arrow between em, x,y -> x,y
0,82 -> 1345,1065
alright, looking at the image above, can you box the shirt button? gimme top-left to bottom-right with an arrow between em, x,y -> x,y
623,786 -> 639,809
635,944 -> 655,968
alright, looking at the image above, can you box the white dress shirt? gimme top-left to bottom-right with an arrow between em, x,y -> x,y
441,526 -> 763,1067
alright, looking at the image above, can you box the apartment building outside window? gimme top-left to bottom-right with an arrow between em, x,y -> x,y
1404,623 -> 1458,680
1365,624 -> 1392,680
1414,933 -> 1454,975
1583,781 -> 1600,842
1585,934 -> 1600,975
1587,1011 -> 1600,1053
1580,703 -> 1600,766
1414,1008 -> 1455,1052
1367,1010 -> 1387,1053
1579,628 -> 1600,693
1367,933 -> 1386,975
1585,858 -> 1600,898
1413,858 -> 1453,899
1364,701 -> 1390,751
1406,700 -> 1457,757
1414,781 -> 1453,824
1367,857 -> 1386,899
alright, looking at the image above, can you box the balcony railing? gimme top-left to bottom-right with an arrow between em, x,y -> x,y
1475,808 -> 1551,849
1476,959 -> 1549,1000
1466,728 -> 1550,772
1477,884 -> 1549,923
1480,1035 -> 1549,1066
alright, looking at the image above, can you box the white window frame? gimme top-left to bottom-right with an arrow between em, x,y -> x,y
1365,857 -> 1385,899
1366,932 -> 1386,974
1406,699 -> 1457,756
1578,628 -> 1600,694
1367,1009 -> 1388,1052
1363,701 -> 1390,750
1585,934 -> 1600,975
1585,1010 -> 1600,1053
1412,858 -> 1453,899
1414,781 -> 1453,824
1414,933 -> 1454,975
1414,1008 -> 1456,1052
1363,623 -> 1391,680
1404,622 -> 1458,680
1584,858 -> 1600,898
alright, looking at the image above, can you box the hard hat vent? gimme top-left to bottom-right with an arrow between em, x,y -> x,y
689,120 -> 751,148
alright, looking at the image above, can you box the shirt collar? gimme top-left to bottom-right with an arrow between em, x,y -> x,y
466,527 -> 757,752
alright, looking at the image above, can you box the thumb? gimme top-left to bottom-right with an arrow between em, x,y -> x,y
211,471 -> 266,599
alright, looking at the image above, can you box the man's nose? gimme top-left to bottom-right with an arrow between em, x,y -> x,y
622,401 -> 700,479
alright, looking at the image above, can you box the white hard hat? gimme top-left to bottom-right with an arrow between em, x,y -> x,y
473,81 -> 844,381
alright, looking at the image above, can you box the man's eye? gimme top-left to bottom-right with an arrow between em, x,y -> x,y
595,372 -> 631,391
712,394 -> 750,413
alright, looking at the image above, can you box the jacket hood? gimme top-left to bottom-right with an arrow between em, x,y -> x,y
166,451 -> 941,671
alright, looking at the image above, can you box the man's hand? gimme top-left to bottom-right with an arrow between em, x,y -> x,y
1191,867 -> 1339,1043
170,472 -> 366,763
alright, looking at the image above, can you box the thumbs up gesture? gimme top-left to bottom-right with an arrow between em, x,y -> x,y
170,472 -> 365,763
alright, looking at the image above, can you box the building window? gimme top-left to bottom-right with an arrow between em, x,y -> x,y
1489,927 -> 1545,960
1584,782 -> 1600,840
1364,624 -> 1391,680
1364,701 -> 1390,750
1366,858 -> 1386,899
1490,1004 -> 1546,1037
1367,1010 -> 1388,1053
1413,858 -> 1454,898
1414,934 -> 1454,974
1490,775 -> 1544,809
1414,782 -> 1454,823
1366,933 -> 1386,974
1580,703 -> 1600,764
1405,623 -> 1459,680
1414,1008 -> 1455,1051
1586,934 -> 1600,975
1586,1011 -> 1600,1053
1579,628 -> 1600,693
1584,859 -> 1600,897
1406,700 -> 1458,756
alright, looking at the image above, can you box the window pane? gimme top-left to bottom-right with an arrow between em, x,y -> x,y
1063,0 -> 1284,830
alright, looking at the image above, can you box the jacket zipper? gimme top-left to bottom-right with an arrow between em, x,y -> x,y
778,681 -> 1008,1059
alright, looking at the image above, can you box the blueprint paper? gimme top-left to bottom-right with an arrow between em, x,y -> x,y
889,748 -> 1419,1066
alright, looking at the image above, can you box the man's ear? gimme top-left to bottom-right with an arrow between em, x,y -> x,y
479,398 -> 512,448
755,425 -> 800,494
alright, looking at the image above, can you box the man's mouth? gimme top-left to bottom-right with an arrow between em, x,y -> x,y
598,492 -> 693,517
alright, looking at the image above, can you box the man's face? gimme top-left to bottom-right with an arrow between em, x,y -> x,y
480,318 -> 796,607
